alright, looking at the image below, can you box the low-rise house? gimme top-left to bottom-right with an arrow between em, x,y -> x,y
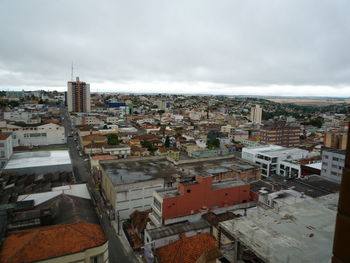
103,144 -> 131,158
155,147 -> 180,161
131,146 -> 150,157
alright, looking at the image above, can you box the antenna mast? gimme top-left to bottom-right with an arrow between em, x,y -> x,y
71,62 -> 74,81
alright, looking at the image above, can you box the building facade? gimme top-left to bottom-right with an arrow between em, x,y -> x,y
323,130 -> 348,150
0,134 -> 13,169
67,77 -> 91,113
260,122 -> 300,147
321,148 -> 345,183
242,145 -> 309,177
250,105 -> 262,124
0,123 -> 66,146
149,176 -> 257,227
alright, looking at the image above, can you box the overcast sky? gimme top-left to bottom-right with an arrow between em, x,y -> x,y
1,0 -> 350,96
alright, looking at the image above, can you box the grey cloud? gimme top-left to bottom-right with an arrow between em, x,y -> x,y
0,0 -> 350,95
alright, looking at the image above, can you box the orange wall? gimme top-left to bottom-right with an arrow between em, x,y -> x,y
161,176 -> 254,219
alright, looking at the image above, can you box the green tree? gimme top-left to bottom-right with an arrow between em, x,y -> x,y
141,140 -> 156,152
107,134 -> 120,145
207,138 -> 220,149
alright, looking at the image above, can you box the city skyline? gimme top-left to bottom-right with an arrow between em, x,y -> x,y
1,1 -> 350,96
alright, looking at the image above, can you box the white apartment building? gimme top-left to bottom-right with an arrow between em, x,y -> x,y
0,134 -> 13,169
250,105 -> 262,124
0,123 -> 66,147
242,145 -> 309,178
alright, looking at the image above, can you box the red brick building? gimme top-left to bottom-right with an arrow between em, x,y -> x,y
149,175 -> 257,226
260,122 -> 300,147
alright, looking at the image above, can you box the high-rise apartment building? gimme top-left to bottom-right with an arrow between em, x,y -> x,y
67,77 -> 91,112
323,130 -> 348,150
250,105 -> 262,124
260,122 -> 300,147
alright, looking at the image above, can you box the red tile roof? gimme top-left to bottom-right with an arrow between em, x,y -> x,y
91,155 -> 118,160
0,134 -> 10,140
156,233 -> 217,263
0,222 -> 107,263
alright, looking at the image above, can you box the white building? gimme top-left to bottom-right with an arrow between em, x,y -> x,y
0,134 -> 13,169
0,123 -> 66,147
242,145 -> 309,177
250,105 -> 262,124
4,111 -> 41,124
67,76 -> 91,113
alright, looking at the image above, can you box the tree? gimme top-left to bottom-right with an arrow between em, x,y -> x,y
165,136 -> 170,148
141,140 -> 156,152
207,138 -> 220,149
107,134 -> 120,145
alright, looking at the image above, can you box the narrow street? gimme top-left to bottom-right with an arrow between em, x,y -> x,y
60,107 -> 138,263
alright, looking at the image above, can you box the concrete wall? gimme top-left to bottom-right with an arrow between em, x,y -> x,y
116,178 -> 164,220
321,149 -> 345,183
4,163 -> 73,176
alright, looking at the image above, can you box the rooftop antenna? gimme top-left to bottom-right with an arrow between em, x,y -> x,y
71,62 -> 74,81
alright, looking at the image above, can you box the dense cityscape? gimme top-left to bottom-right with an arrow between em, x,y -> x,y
1,1 -> 350,262
0,78 -> 348,262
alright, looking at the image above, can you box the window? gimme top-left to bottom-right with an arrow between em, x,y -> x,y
0,151 -> 5,158
90,253 -> 103,263
333,157 -> 339,161
187,189 -> 191,193
153,198 -> 162,212
0,143 -> 4,147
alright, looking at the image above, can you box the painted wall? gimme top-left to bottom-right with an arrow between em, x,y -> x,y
161,176 -> 252,219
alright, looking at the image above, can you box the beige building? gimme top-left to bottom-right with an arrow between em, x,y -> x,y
250,105 -> 262,124
67,77 -> 91,113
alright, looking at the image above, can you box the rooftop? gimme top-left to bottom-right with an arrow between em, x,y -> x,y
147,220 -> 209,240
0,134 -> 10,140
0,222 -> 106,263
156,233 -> 217,263
17,184 -> 91,206
220,193 -> 339,263
178,157 -> 259,177
4,150 -> 71,170
100,157 -> 185,185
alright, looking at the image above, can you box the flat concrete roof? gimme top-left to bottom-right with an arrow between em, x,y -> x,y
220,193 -> 339,263
178,157 -> 259,177
4,150 -> 71,170
101,157 -> 185,185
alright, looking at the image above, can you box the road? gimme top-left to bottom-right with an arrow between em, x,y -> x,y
60,107 -> 90,182
60,107 -> 138,263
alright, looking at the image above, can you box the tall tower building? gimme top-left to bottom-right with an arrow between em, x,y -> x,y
67,77 -> 91,112
250,104 -> 262,124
